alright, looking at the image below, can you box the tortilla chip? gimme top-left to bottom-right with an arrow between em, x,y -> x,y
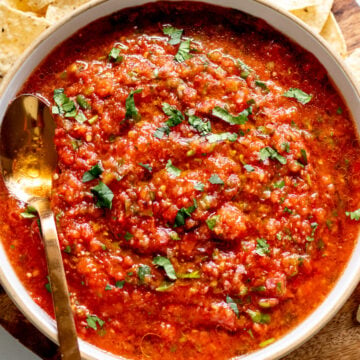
345,48 -> 360,88
45,0 -> 89,23
0,3 -> 50,80
264,0 -> 318,11
291,0 -> 334,33
5,0 -> 53,13
320,12 -> 347,58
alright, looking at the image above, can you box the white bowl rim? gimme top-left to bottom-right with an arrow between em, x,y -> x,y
0,1 -> 359,360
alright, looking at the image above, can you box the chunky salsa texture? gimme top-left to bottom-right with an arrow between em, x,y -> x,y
1,2 -> 360,359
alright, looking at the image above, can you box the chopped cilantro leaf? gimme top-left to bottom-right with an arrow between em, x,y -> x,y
76,95 -> 91,110
206,215 -> 219,230
162,26 -> 183,45
337,107 -> 343,114
20,205 -> 37,218
163,103 -> 185,127
259,146 -> 287,165
283,88 -> 312,104
91,181 -> 114,209
346,209 -> 360,220
255,238 -> 270,256
206,132 -> 238,143
237,59 -> 253,79
166,160 -> 181,177
212,106 -> 252,125
273,180 -> 285,189
105,284 -> 112,291
174,199 -> 197,227
255,80 -> 269,91
124,232 -> 133,241
139,163 -> 152,172
82,162 -> 104,183
283,207 -> 293,214
300,149 -> 308,165
125,89 -> 142,121
138,264 -> 151,284
108,47 -> 123,62
174,39 -> 192,62
153,256 -> 177,280
75,111 -> 87,123
188,114 -> 211,135
209,174 -> 224,185
226,295 -> 239,318
52,88 -> 76,117
86,315 -> 105,330
153,126 -> 170,139
115,280 -> 125,289
247,309 -> 271,324
64,245 -> 71,254
244,164 -> 254,172
194,182 -> 205,191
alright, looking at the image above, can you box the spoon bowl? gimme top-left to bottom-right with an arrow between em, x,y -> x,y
0,95 -> 81,360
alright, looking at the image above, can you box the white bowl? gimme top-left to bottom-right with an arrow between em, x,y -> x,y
0,1 -> 359,359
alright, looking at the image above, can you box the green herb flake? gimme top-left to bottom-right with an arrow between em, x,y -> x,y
174,199 -> 197,227
188,114 -> 211,135
162,26 -> 183,45
174,39 -> 192,62
282,142 -> 290,153
64,245 -> 71,254
255,80 -> 269,92
20,205 -> 37,219
105,284 -> 112,291
283,207 -> 293,214
194,182 -> 205,191
82,162 -> 104,183
226,295 -> 239,318
75,111 -> 87,123
138,264 -> 151,284
166,160 -> 181,177
300,149 -> 308,165
255,238 -> 270,257
76,95 -> 91,110
163,103 -> 185,127
345,209 -> 360,221
125,89 -> 142,121
108,47 -> 123,63
91,181 -> 114,209
139,162 -> 152,172
273,180 -> 285,189
283,88 -> 312,105
259,146 -> 287,165
52,88 -> 76,117
124,232 -> 133,241
169,231 -> 180,241
86,315 -> 105,330
206,132 -> 238,143
155,281 -> 174,292
115,280 -> 125,289
45,276 -> 51,293
244,164 -> 254,172
153,126 -> 170,139
206,215 -> 219,230
209,174 -> 224,185
177,270 -> 201,279
337,107 -> 343,114
212,106 -> 252,125
259,338 -> 275,348
247,309 -> 271,324
237,59 -> 253,80
153,256 -> 177,280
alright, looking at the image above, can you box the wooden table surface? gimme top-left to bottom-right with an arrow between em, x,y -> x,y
1,1 -> 360,359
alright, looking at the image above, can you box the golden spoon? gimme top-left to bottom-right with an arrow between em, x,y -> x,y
0,95 -> 81,360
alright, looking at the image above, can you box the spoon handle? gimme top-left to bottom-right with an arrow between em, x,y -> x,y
31,198 -> 81,360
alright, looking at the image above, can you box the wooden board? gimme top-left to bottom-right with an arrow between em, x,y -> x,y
1,0 -> 360,359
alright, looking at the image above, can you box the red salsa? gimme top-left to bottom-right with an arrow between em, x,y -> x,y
1,2 -> 360,359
